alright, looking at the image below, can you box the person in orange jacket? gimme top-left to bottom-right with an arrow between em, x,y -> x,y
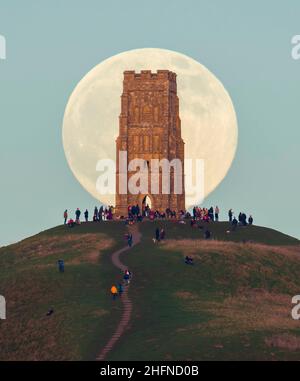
111,285 -> 118,300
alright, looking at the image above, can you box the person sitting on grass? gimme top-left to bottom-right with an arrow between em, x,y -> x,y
204,230 -> 211,239
46,308 -> 54,316
232,216 -> 238,231
185,256 -> 194,265
67,218 -> 75,228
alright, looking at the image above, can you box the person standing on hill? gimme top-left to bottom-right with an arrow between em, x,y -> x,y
63,210 -> 68,225
111,285 -> 118,300
93,207 -> 98,222
248,215 -> 253,225
238,212 -> 242,225
99,206 -> 104,221
75,208 -> 81,224
58,259 -> 64,273
215,206 -> 220,222
124,271 -> 130,285
117,283 -> 124,296
127,233 -> 133,247
241,213 -> 247,226
208,206 -> 214,221
155,227 -> 160,242
84,209 -> 89,222
228,209 -> 233,222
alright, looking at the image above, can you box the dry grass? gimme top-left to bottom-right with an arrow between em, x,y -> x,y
265,334 -> 300,350
162,239 -> 300,261
163,239 -> 300,293
175,289 -> 299,337
11,233 -> 114,264
0,233 -> 115,360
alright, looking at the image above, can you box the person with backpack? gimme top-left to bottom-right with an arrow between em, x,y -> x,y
75,208 -> 81,224
124,270 -> 131,285
117,283 -> 124,296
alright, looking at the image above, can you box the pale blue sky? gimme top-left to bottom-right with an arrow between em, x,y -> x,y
0,0 -> 299,246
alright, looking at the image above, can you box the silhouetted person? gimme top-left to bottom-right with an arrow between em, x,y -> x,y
99,205 -> 104,221
84,209 -> 89,222
228,209 -> 233,222
232,217 -> 238,231
75,208 -> 81,224
248,215 -> 253,225
241,213 -> 247,226
93,207 -> 98,221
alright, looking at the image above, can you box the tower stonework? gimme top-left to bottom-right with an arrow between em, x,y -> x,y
115,70 -> 185,216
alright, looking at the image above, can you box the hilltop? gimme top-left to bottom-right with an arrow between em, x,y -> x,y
0,220 -> 299,360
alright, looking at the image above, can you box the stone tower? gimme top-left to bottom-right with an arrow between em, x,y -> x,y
115,70 -> 185,216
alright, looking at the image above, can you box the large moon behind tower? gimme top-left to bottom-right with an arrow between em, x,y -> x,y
62,48 -> 238,207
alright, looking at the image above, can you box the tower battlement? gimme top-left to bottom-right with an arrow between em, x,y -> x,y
123,69 -> 177,81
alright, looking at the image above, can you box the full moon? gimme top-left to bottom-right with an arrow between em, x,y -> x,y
62,48 -> 238,208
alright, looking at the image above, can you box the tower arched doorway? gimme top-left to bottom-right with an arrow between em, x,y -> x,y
141,195 -> 152,215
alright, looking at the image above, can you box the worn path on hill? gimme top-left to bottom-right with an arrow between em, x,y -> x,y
96,224 -> 141,361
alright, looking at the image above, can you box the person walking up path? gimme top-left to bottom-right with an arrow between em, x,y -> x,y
96,224 -> 141,361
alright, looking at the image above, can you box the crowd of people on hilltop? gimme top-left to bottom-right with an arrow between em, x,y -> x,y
63,206 -> 114,226
228,209 -> 253,228
92,206 -> 114,221
127,204 -> 185,220
62,205 -> 254,228
192,206 -> 220,221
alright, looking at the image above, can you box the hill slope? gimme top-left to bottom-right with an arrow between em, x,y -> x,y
0,221 -> 299,360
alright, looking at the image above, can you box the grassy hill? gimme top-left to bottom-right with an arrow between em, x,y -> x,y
0,220 -> 300,360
